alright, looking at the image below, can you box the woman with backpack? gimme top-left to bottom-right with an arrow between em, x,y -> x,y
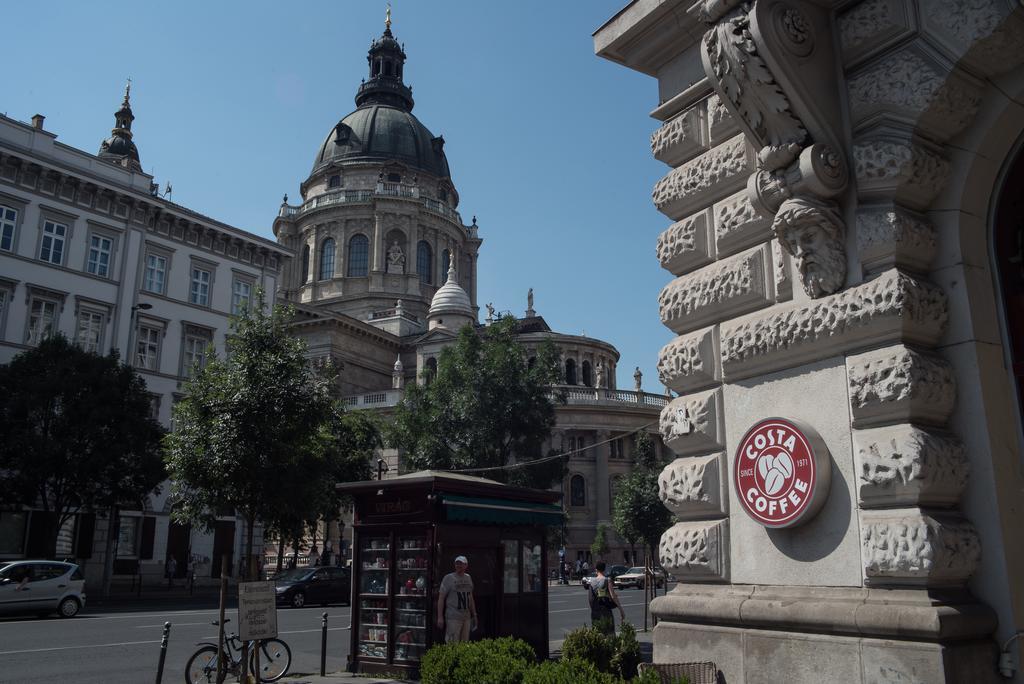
588,561 -> 625,634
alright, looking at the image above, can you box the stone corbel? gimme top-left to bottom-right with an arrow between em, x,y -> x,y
695,0 -> 850,298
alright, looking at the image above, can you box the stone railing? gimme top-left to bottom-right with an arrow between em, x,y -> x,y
342,388 -> 404,409
340,386 -> 667,411
277,186 -> 465,229
554,386 -> 669,408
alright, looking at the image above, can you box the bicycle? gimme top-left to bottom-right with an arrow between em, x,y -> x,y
185,619 -> 291,683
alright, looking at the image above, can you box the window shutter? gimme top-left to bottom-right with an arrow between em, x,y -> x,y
139,516 -> 156,560
75,513 -> 96,559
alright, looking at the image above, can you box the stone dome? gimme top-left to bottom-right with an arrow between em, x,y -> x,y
428,264 -> 473,319
313,104 -> 451,179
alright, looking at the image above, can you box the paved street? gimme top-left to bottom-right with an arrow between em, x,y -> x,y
0,583 -> 666,683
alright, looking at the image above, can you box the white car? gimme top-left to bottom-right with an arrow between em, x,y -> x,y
0,561 -> 87,618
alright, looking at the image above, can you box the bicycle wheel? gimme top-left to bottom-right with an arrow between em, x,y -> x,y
251,638 -> 291,682
184,646 -> 219,684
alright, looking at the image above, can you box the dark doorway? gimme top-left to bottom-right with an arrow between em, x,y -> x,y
166,520 -> 191,579
994,142 -> 1024,428
211,520 -> 235,578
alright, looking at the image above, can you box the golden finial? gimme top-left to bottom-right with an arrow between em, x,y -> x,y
385,3 -> 392,30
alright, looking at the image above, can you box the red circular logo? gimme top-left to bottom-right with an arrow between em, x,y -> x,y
734,418 -> 829,528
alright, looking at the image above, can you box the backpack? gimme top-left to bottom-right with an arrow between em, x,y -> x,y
591,578 -> 616,609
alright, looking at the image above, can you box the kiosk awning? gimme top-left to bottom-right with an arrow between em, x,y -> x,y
441,494 -> 564,526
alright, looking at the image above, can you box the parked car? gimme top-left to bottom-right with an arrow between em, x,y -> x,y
0,560 -> 86,618
613,566 -> 667,590
581,565 -> 629,589
274,566 -> 350,608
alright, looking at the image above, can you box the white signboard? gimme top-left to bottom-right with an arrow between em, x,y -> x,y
238,581 -> 278,641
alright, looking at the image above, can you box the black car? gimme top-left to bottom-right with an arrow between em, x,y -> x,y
274,566 -> 350,608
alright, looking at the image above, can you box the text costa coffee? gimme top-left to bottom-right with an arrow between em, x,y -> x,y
733,418 -> 832,528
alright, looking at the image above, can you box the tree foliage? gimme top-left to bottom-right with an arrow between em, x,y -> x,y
612,431 -> 672,562
164,294 -> 374,577
388,316 -> 566,489
590,523 -> 610,561
0,336 -> 165,558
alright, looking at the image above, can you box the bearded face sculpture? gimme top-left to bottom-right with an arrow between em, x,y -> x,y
773,197 -> 846,298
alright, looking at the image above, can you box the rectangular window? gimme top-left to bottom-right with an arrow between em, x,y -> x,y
116,516 -> 139,558
182,326 -> 212,378
144,253 -> 167,294
136,324 -> 161,370
0,205 -> 17,252
190,268 -> 211,306
76,309 -> 105,353
231,279 -> 252,315
39,220 -> 67,265
148,394 -> 162,421
27,298 -> 58,345
0,288 -> 9,336
87,234 -> 113,277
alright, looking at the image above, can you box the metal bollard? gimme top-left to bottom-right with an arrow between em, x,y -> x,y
321,612 -> 329,676
155,621 -> 171,684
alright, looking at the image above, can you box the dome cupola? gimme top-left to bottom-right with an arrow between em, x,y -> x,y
428,262 -> 475,330
98,80 -> 142,172
356,7 -> 414,112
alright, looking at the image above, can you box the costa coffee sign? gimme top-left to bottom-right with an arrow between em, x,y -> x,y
734,418 -> 831,528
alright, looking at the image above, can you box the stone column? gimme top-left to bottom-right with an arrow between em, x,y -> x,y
372,212 -> 384,272
468,251 -> 477,307
595,430 -> 611,526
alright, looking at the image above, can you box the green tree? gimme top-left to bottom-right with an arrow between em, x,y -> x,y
164,294 -> 347,579
0,336 -> 165,559
612,431 -> 672,565
388,316 -> 566,489
590,523 -> 610,561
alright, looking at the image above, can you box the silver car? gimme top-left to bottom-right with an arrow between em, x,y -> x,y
0,561 -> 86,618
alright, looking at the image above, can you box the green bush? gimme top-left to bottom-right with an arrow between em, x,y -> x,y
522,658 -> 620,684
611,622 -> 641,680
420,637 -> 536,684
561,626 -> 616,673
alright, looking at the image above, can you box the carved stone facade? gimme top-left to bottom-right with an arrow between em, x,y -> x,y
659,519 -> 729,582
847,345 -> 956,428
861,510 -> 981,587
596,0 -> 1024,677
658,244 -> 772,335
658,453 -> 727,520
854,425 -> 968,508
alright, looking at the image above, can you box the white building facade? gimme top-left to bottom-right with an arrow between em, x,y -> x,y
0,92 -> 290,586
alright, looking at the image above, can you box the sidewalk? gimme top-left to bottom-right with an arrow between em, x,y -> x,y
277,631 -> 655,683
87,582 -> 227,610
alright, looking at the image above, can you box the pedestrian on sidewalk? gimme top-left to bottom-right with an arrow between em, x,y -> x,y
588,561 -> 625,635
437,554 -> 476,643
166,555 -> 177,588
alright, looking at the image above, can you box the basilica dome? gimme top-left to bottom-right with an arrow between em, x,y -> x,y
313,104 -> 451,179
428,264 -> 473,320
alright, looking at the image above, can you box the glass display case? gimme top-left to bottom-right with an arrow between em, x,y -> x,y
353,530 -> 431,666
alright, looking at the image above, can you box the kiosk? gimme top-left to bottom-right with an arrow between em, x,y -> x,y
337,470 -> 563,678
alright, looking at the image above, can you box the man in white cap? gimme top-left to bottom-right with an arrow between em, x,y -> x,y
437,554 -> 476,642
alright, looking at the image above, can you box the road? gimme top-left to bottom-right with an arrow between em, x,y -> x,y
0,583 -> 667,683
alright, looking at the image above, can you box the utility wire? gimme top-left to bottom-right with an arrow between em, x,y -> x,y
448,420 -> 659,474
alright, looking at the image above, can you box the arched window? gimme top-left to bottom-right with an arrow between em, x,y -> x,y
528,356 -> 536,370
328,174 -> 341,188
424,357 -> 438,385
319,238 -> 335,280
570,475 -> 586,507
442,249 -> 451,278
347,234 -> 369,277
565,359 -> 577,385
301,244 -> 310,283
384,61 -> 393,76
439,187 -> 448,202
417,241 -> 433,284
582,360 -> 593,387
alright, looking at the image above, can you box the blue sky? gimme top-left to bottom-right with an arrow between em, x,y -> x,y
4,1 -> 671,390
